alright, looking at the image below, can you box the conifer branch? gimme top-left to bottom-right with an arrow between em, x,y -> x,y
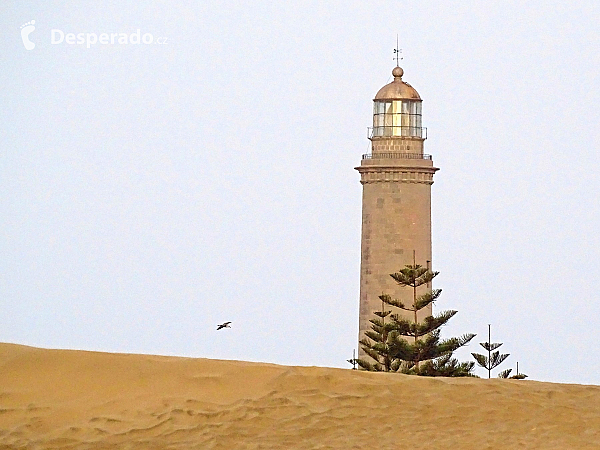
380,293 -> 410,311
498,369 -> 512,379
480,342 -> 503,352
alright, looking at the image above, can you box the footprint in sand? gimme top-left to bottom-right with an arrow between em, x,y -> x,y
20,20 -> 36,50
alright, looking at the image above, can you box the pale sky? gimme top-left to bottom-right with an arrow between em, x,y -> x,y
1,1 -> 599,385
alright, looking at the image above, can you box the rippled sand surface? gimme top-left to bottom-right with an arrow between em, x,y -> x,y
0,343 -> 598,449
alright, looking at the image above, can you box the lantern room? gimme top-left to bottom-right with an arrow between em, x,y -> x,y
371,66 -> 425,139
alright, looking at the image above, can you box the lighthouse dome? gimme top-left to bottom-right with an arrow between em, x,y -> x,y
371,66 -> 424,138
374,66 -> 421,100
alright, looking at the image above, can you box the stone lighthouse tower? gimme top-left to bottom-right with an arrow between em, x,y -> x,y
356,65 -> 438,357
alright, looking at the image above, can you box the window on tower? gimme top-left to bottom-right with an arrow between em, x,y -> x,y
372,100 -> 422,138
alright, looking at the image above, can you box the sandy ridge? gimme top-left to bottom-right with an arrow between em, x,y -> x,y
0,343 -> 598,449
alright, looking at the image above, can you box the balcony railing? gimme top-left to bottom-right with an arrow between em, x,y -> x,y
362,152 -> 432,160
368,126 -> 427,139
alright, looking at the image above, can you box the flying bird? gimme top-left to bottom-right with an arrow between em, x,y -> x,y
217,321 -> 231,330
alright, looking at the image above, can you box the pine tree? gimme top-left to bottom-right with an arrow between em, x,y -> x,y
498,361 -> 528,379
357,299 -> 399,371
358,256 -> 476,376
471,324 -> 509,378
347,349 -> 358,370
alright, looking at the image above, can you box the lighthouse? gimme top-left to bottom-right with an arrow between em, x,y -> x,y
356,65 -> 438,359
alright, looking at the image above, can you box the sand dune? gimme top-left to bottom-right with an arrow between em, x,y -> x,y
0,343 -> 598,449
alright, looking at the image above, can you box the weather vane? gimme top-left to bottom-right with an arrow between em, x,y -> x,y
393,35 -> 403,66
